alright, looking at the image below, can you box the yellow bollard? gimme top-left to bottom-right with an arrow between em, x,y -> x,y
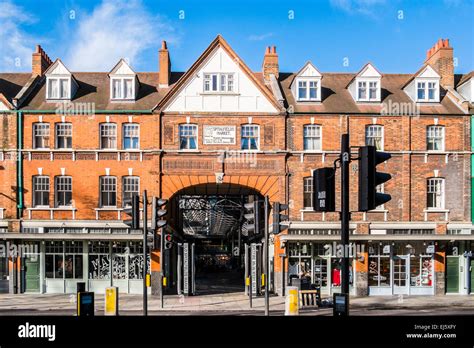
105,287 -> 118,316
285,286 -> 299,316
146,274 -> 151,287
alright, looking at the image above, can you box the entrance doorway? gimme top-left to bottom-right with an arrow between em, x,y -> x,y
170,183 -> 264,296
446,257 -> 459,293
393,256 -> 409,295
24,256 -> 40,293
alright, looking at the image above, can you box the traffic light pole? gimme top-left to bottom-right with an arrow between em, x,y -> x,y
264,195 -> 269,316
142,190 -> 148,316
340,134 -> 350,315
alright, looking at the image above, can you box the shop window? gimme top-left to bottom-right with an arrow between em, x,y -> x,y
45,242 -> 64,279
368,245 -> 391,287
410,255 -> 433,287
65,241 -> 83,279
89,241 -> 110,280
112,242 -> 128,280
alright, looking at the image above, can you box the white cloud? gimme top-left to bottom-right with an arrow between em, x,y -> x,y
65,0 -> 175,71
330,0 -> 387,15
248,33 -> 273,41
0,1 -> 37,71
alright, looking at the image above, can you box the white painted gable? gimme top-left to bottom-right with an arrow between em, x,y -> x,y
358,63 -> 381,78
0,100 -> 9,111
298,62 -> 322,78
417,65 -> 440,79
164,46 -> 279,113
110,59 -> 136,76
45,59 -> 71,76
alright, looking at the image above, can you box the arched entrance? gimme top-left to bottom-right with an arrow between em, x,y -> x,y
166,183 -> 264,295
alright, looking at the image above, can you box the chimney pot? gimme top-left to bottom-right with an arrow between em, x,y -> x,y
272,46 -> 276,54
424,38 -> 454,88
262,44 -> 279,81
32,44 -> 52,77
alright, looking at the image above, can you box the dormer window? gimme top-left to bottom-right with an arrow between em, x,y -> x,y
111,77 -> 135,100
297,80 -> 319,101
203,73 -> 234,93
357,80 -> 379,101
47,77 -> 70,100
417,80 -> 438,102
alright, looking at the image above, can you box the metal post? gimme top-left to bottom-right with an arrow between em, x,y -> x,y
177,243 -> 182,295
244,243 -> 249,295
280,254 -> 286,297
249,246 -> 253,309
264,196 -> 269,316
160,224 -> 164,309
142,190 -> 148,316
109,241 -> 113,287
341,134 -> 350,315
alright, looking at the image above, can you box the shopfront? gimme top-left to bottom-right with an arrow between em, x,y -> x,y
18,240 -> 149,294
368,242 -> 435,296
287,242 -> 354,295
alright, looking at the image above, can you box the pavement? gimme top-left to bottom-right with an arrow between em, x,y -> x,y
0,292 -> 473,316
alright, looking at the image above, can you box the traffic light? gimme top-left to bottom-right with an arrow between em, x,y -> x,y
312,167 -> 336,212
151,197 -> 168,230
272,201 -> 289,234
243,201 -> 257,235
164,234 -> 173,250
358,145 -> 392,211
123,194 -> 140,229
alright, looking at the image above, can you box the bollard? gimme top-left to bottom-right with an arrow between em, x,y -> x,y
285,286 -> 299,316
105,287 -> 119,316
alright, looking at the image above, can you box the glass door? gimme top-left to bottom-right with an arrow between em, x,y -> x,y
393,256 -> 409,294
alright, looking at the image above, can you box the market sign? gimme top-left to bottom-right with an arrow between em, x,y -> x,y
203,125 -> 236,145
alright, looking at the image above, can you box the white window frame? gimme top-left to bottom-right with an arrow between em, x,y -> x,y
33,175 -> 50,208
122,176 -> 140,207
110,77 -> 135,100
55,176 -> 72,207
416,79 -> 439,102
33,122 -> 50,149
356,79 -> 380,102
426,125 -> 445,152
46,77 -> 71,100
240,124 -> 260,151
203,73 -> 234,93
122,123 -> 140,150
100,176 -> 117,208
100,123 -> 117,150
55,123 -> 72,149
179,124 -> 199,150
365,125 -> 384,151
296,78 -> 320,101
303,124 -> 322,151
303,177 -> 313,209
427,178 -> 445,210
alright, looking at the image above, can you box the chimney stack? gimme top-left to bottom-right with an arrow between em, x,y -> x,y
32,45 -> 52,77
262,45 -> 279,82
425,38 -> 454,89
159,40 -> 171,88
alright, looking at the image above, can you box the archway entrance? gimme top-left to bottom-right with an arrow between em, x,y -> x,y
167,183 -> 264,295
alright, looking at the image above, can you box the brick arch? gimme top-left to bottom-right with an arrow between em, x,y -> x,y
161,174 -> 283,202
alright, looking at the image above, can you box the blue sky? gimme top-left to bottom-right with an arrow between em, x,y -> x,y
1,0 -> 473,74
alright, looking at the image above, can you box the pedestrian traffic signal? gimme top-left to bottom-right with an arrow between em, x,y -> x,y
272,201 -> 289,234
151,197 -> 168,230
312,167 -> 336,212
243,201 -> 257,235
123,194 -> 140,229
164,234 -> 173,250
358,145 -> 392,211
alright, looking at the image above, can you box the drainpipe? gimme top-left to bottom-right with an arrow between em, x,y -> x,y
471,116 -> 473,223
17,111 -> 24,218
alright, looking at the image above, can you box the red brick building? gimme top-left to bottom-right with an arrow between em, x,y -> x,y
0,36 -> 473,297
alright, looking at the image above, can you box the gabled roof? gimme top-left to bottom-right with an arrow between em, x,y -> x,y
44,59 -> 73,76
345,62 -> 382,88
290,61 -> 322,87
0,73 -> 32,108
155,35 -> 283,111
401,64 -> 440,89
109,58 -> 136,76
456,71 -> 474,88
